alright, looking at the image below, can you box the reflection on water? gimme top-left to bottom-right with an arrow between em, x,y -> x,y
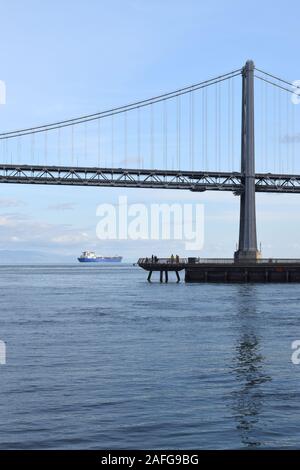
231,286 -> 272,448
0,266 -> 299,448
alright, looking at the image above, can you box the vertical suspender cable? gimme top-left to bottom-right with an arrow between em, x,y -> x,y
31,133 -> 35,163
205,87 -> 208,170
17,136 -> 21,163
278,87 -> 281,173
292,98 -> 295,173
176,96 -> 181,170
215,85 -> 218,170
111,115 -> 114,168
150,104 -> 154,169
273,86 -> 277,173
57,127 -> 61,165
45,130 -> 48,165
71,125 -> 74,166
84,122 -> 87,165
137,107 -> 141,168
202,88 -> 205,170
259,78 -> 265,171
218,81 -> 221,171
231,77 -> 235,170
163,100 -> 168,169
97,118 -> 101,167
286,94 -> 289,173
189,91 -> 194,171
2,139 -> 5,164
228,78 -> 231,171
264,80 -> 268,172
124,111 -> 127,168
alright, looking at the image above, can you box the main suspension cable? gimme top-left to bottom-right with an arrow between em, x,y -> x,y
0,69 -> 242,140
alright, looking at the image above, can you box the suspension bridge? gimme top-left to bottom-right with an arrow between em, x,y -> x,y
1,59 -> 300,274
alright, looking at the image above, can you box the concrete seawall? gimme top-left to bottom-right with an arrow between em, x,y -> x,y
185,262 -> 300,283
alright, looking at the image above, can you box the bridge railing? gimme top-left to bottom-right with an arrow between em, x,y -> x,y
138,257 -> 187,264
191,258 -> 300,264
256,259 -> 300,263
138,257 -> 300,265
138,257 -> 235,264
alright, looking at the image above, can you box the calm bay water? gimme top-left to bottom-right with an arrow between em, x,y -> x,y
0,264 -> 299,449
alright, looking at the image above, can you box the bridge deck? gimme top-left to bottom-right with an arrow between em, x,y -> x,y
1,164 -> 300,193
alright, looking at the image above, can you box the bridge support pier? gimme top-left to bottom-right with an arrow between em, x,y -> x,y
235,60 -> 261,262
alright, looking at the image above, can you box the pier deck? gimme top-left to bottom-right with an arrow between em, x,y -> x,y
138,258 -> 185,282
138,258 -> 300,283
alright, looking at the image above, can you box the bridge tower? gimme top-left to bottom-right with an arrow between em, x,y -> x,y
234,60 -> 261,262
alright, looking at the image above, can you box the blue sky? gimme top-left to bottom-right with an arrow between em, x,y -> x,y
0,0 -> 300,261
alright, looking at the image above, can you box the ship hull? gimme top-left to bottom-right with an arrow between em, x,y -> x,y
78,257 -> 122,263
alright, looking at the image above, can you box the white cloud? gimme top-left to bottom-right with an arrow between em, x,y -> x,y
51,232 -> 90,244
0,211 -> 93,250
47,202 -> 77,211
10,236 -> 21,242
0,198 -> 25,208
0,215 -> 20,227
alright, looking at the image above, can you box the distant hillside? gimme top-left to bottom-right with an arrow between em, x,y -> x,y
0,250 -> 75,264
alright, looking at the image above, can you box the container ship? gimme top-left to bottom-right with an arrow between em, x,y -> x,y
78,251 -> 122,263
